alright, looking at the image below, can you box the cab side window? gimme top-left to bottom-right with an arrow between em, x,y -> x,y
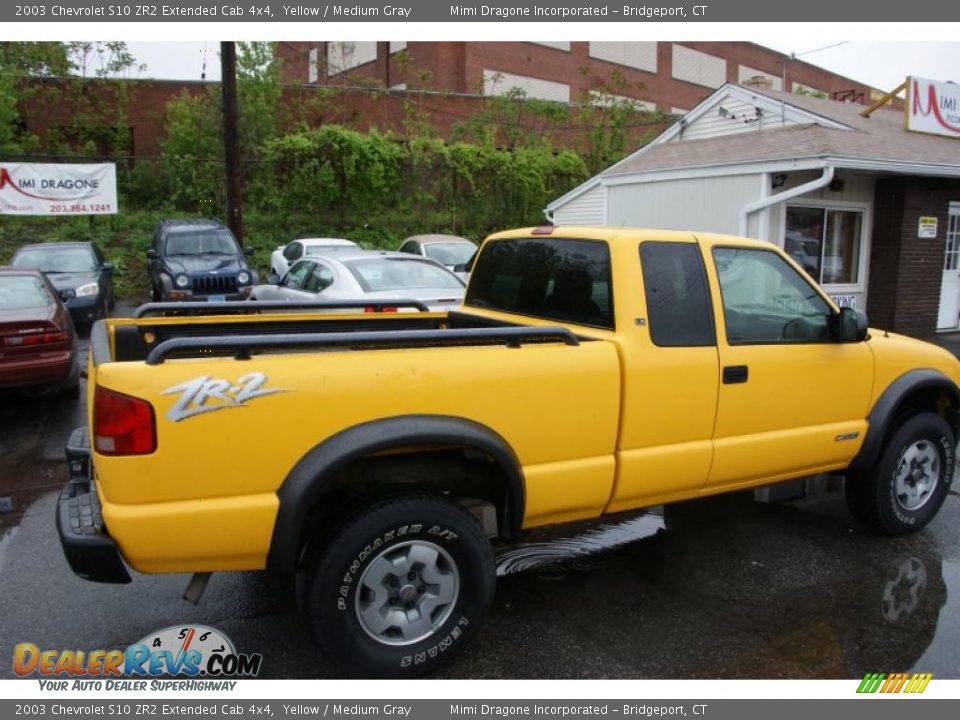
713,247 -> 832,344
640,242 -> 715,347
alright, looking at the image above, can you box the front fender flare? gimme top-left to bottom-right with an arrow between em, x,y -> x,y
266,415 -> 525,574
847,369 -> 960,472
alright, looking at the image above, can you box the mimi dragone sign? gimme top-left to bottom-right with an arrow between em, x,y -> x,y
0,163 -> 117,215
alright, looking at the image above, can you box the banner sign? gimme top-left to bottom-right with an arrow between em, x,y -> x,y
0,163 -> 117,215
906,77 -> 960,139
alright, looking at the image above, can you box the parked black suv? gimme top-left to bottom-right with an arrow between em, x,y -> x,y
146,219 -> 257,302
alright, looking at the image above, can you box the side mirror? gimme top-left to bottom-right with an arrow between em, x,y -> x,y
452,263 -> 467,273
266,273 -> 280,285
59,288 -> 76,302
244,247 -> 255,257
102,262 -> 115,272
146,249 -> 157,260
836,307 -> 868,342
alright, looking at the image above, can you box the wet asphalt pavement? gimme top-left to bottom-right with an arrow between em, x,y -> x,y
1,335 -> 960,679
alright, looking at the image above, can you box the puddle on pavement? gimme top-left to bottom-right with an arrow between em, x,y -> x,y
495,510 -> 665,576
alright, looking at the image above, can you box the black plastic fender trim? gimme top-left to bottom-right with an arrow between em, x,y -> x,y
266,415 -> 525,574
847,368 -> 960,472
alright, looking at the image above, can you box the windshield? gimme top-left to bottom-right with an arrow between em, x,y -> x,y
345,258 -> 464,292
305,244 -> 360,257
0,275 -> 54,310
164,229 -> 239,256
12,246 -> 96,273
424,243 -> 476,266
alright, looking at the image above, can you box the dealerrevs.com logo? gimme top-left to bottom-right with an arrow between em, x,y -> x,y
13,625 -> 262,690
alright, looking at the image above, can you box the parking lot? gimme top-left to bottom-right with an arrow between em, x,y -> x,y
1,333 -> 959,679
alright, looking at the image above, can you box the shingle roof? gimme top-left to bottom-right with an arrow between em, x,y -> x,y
604,86 -> 960,178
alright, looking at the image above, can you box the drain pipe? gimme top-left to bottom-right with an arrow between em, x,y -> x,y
739,166 -> 835,237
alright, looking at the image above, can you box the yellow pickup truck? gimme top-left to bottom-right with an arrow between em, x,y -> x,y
58,226 -> 960,676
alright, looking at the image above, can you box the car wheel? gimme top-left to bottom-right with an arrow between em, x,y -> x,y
300,493 -> 495,677
849,412 -> 954,535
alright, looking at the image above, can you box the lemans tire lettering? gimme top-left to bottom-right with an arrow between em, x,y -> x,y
399,617 -> 470,668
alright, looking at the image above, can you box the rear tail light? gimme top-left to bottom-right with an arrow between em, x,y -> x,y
94,386 -> 157,456
2,329 -> 68,346
365,306 -> 398,313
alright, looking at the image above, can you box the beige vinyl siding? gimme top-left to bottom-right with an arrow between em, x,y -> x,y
606,175 -> 761,235
670,96 -> 802,142
552,184 -> 606,225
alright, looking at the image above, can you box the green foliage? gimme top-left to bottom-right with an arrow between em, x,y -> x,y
159,88 -> 224,212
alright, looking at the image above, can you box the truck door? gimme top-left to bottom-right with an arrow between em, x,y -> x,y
705,242 -> 873,486
607,240 -> 720,512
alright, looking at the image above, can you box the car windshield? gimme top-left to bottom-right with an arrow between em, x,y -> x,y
164,229 -> 239,256
345,258 -> 464,292
12,246 -> 96,273
424,243 -> 476,266
304,244 -> 359,257
0,275 -> 54,310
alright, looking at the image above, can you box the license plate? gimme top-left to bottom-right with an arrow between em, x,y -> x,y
208,295 -> 226,303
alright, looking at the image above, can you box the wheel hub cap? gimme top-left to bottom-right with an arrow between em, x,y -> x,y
894,440 -> 939,511
355,540 -> 460,646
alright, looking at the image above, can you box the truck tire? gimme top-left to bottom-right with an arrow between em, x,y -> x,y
847,412 -> 954,535
300,493 -> 495,677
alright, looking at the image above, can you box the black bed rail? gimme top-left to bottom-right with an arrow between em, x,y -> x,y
133,299 -> 431,318
145,326 -> 580,365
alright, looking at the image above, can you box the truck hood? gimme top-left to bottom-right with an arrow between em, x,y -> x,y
867,329 -> 960,389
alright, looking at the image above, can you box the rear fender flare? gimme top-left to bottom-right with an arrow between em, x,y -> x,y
266,415 -> 525,574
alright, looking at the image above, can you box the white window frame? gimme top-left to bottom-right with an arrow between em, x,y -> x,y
778,198 -> 872,295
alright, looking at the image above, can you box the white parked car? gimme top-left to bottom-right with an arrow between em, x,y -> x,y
251,251 -> 465,312
270,237 -> 360,277
398,234 -> 477,280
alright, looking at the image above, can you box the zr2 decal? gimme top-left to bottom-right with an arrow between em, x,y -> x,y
162,372 -> 285,422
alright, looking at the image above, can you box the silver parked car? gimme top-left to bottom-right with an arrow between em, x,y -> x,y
398,234 -> 477,280
251,251 -> 465,311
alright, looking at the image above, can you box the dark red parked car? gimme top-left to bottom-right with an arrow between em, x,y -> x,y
0,267 -> 79,397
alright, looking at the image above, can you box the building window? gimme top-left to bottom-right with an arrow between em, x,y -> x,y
784,206 -> 863,286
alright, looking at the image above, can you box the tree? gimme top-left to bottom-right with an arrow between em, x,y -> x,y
0,42 -> 72,153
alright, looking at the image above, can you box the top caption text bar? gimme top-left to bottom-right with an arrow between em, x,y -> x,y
5,0 -> 960,23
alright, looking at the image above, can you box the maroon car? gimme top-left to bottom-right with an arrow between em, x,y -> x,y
0,267 -> 79,396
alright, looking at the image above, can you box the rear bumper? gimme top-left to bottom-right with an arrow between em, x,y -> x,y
56,427 -> 131,584
0,350 -> 74,390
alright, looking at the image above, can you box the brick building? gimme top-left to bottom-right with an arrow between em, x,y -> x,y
278,41 -> 885,112
546,80 -> 960,338
14,41 -> 890,162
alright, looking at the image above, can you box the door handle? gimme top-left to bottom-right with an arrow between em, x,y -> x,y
723,365 -> 749,384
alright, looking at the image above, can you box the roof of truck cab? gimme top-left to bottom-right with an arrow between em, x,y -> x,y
485,226 -> 778,250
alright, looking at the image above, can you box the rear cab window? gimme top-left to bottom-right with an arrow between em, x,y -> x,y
465,238 -> 614,330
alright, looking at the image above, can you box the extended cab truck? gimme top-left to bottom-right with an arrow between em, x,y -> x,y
58,226 -> 960,676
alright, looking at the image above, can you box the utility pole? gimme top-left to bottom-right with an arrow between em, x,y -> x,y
221,41 -> 243,243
